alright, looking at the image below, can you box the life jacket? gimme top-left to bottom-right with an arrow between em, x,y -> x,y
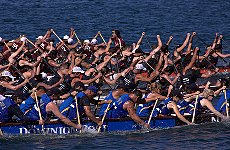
109,94 -> 131,118
98,91 -> 117,117
136,93 -> 154,117
25,94 -> 52,121
0,97 -> 15,122
215,90 -> 230,113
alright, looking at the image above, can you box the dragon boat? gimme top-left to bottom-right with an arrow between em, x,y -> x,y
0,113 -> 221,135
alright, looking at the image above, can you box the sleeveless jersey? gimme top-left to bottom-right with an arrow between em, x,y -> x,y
26,94 -> 52,121
136,93 -> 154,117
109,94 -> 131,118
0,97 -> 15,122
98,91 -> 117,117
215,90 -> 230,113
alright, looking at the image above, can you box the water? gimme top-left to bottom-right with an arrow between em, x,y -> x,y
1,0 -> 230,149
1,122 -> 230,149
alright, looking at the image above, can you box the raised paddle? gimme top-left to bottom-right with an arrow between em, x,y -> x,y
51,29 -> 70,50
74,96 -> 82,133
147,98 -> 159,125
140,57 -> 155,72
98,31 -> 106,44
73,32 -> 80,42
192,94 -> 199,123
223,89 -> 229,117
34,91 -> 45,132
98,103 -> 111,132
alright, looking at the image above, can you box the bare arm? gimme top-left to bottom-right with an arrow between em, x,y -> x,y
185,32 -> 196,55
8,41 -> 25,63
125,101 -> 147,126
166,36 -> 173,46
46,102 -> 81,129
168,102 -> 191,124
183,47 -> 199,74
133,32 -> 145,50
145,93 -> 166,102
176,33 -> 190,53
0,79 -> 28,90
200,99 -> 226,119
84,106 -> 101,124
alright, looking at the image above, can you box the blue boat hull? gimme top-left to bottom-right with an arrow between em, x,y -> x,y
0,113 -> 220,135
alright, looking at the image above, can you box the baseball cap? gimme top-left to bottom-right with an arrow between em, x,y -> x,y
36,36 -> 44,40
84,40 -> 90,44
72,66 -> 85,73
135,63 -> 147,70
63,35 -> 69,40
87,86 -> 98,94
91,39 -> 97,45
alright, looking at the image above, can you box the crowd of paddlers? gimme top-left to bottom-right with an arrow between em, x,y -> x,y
0,28 -> 230,130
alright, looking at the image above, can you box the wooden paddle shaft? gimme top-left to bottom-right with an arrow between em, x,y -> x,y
34,92 -> 43,122
98,32 -> 106,43
98,103 -> 111,133
3,41 -> 10,50
224,90 -> 229,117
148,98 -> 159,125
52,30 -> 70,50
74,33 -> 80,42
75,96 -> 81,125
192,95 -> 199,123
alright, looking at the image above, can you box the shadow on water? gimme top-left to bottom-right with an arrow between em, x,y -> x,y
1,122 -> 230,150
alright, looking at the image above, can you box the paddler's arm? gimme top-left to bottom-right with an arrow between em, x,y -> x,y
46,102 -> 81,129
84,106 -> 102,126
133,32 -> 145,51
98,100 -> 112,105
8,40 -> 25,64
214,86 -> 226,96
168,102 -> 192,125
200,98 -> 228,120
145,93 -> 166,102
175,33 -> 190,53
144,35 -> 162,62
124,101 -> 149,128
185,32 -> 196,55
166,36 -> 173,46
0,78 -> 29,90
183,47 -> 199,74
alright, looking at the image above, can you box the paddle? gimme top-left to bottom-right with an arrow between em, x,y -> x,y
147,98 -> 159,125
74,96 -> 82,133
192,94 -> 199,123
51,29 -> 70,50
140,56 -> 155,72
98,31 -> 106,44
74,32 -> 81,42
223,89 -> 229,117
98,103 -> 111,132
34,90 -> 45,132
